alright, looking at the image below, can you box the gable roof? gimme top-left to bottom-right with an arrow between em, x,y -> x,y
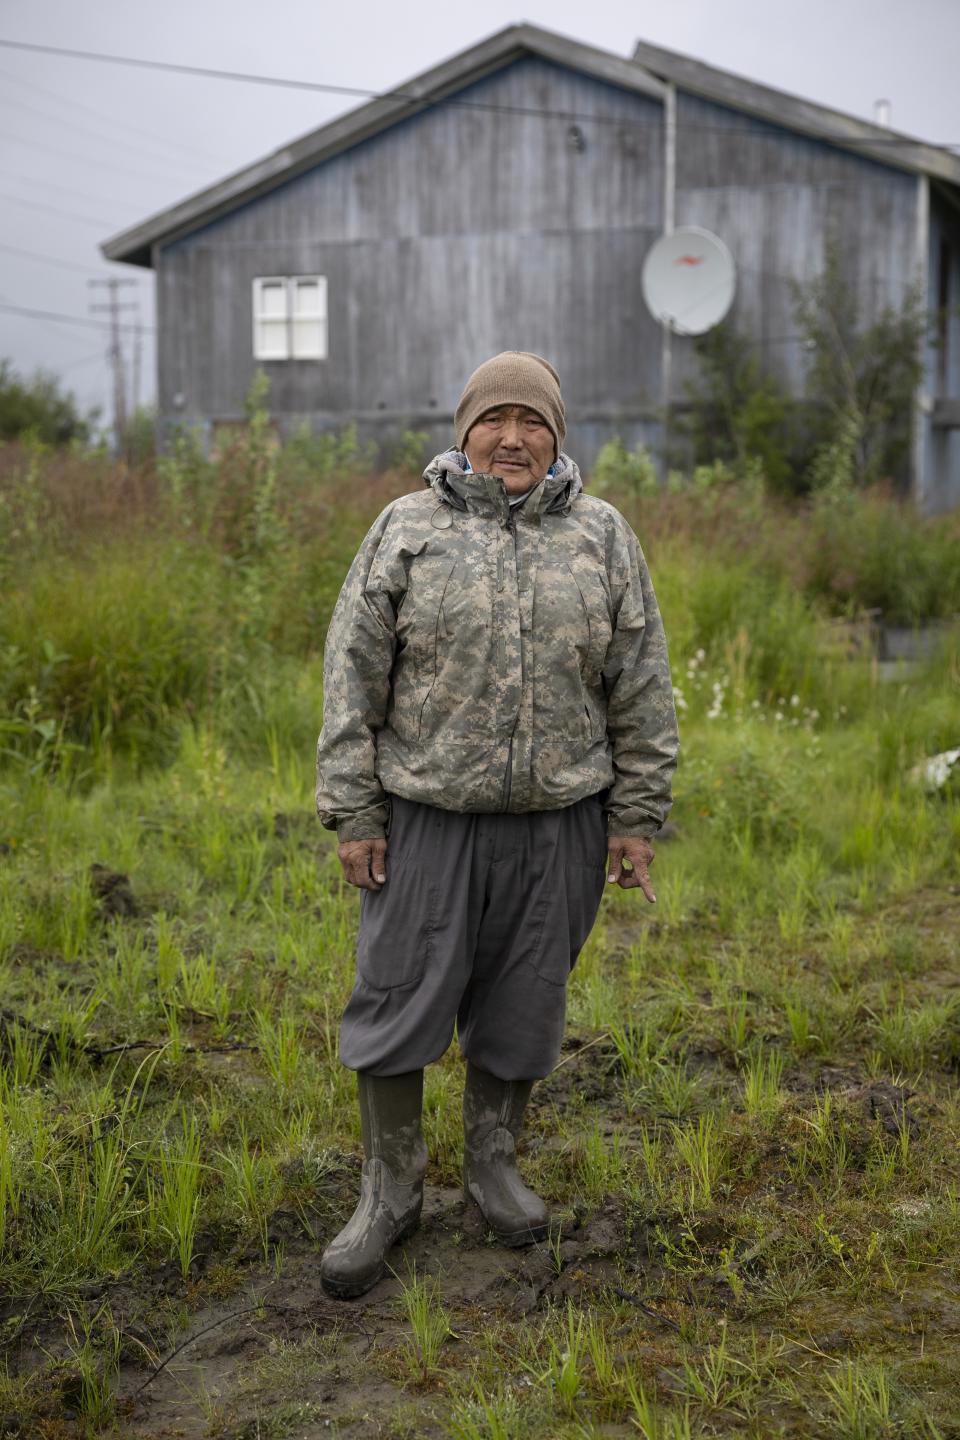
103,23 -> 960,268
100,24 -> 666,268
631,37 -> 960,186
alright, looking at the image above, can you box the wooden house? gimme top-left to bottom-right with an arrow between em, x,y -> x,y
102,24 -> 960,510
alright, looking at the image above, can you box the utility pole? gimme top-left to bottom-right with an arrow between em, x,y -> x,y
88,276 -> 138,454
131,306 -> 142,418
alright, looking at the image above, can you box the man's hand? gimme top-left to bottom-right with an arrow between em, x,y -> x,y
337,838 -> 388,891
607,836 -> 656,902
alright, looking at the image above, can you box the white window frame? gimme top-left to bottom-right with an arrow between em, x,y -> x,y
252,275 -> 328,361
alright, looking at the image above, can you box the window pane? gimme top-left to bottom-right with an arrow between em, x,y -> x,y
258,281 -> 287,319
293,278 -> 324,317
292,318 -> 325,359
256,318 -> 289,359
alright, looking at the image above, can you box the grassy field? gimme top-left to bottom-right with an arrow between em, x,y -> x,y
1,426 -> 959,1438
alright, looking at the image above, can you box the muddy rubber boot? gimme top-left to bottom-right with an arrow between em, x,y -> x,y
463,1063 -> 549,1247
320,1069 -> 428,1300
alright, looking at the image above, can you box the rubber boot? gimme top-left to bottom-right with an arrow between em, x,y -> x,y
320,1069 -> 427,1300
463,1063 -> 549,1247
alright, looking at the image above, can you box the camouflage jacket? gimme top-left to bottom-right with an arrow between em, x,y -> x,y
316,449 -> 678,841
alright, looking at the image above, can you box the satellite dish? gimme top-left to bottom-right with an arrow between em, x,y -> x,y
642,227 -> 736,336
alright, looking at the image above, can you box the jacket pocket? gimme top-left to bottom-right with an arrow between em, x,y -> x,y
567,562 -> 613,679
392,556 -> 456,741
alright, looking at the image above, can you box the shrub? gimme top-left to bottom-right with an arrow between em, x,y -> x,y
794,248 -> 926,491
0,359 -> 96,446
679,324 -> 800,490
389,429 -> 431,474
590,438 -> 658,499
805,488 -> 960,623
0,541 -> 223,765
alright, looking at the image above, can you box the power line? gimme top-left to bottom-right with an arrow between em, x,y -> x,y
0,191 -> 120,227
0,285 -> 101,347
0,62 -> 232,172
0,35 -> 956,150
0,87 -> 212,182
0,240 -> 111,274
0,299 -> 154,333
59,348 -> 111,373
0,126 -> 202,189
0,166 -> 162,212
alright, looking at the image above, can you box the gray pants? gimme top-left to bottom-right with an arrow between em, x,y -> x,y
339,793 -> 608,1081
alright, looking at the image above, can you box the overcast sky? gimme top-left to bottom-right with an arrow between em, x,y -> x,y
2,0 -> 959,427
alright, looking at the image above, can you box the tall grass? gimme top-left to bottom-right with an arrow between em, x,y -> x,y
2,420 -> 958,779
1,415 -> 958,1437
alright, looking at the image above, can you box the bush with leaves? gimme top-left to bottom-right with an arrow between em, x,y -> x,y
590,437 -> 658,500
678,324 -> 802,491
0,359 -> 95,446
794,247 -> 926,492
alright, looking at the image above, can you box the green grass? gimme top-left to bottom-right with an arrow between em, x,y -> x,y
1,435 -> 959,1435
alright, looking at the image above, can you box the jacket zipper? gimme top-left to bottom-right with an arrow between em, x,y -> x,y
501,735 -> 514,811
500,507 -> 518,811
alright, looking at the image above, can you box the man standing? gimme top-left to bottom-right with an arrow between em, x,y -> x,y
316,351 -> 678,1298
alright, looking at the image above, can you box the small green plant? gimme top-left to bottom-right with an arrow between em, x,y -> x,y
650,1059 -> 703,1121
0,1108 -> 20,1250
526,1300 -> 587,1418
574,1122 -> 627,1204
800,1094 -> 851,1188
819,1357 -> 893,1438
70,1126 -> 131,1276
626,1370 -> 695,1439
784,996 -> 819,1056
445,1381 -> 520,1440
671,1324 -> 754,1413
671,1114 -> 723,1211
178,951 -> 231,1028
610,1019 -> 669,1085
60,1303 -> 121,1429
154,1111 -> 203,1279
254,1008 -> 305,1099
741,1048 -> 785,1123
221,1128 -> 282,1260
397,1265 -> 455,1379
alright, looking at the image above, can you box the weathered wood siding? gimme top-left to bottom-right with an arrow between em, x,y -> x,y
156,55 -> 665,462
923,188 -> 960,512
671,92 -> 922,396
155,52 -> 952,499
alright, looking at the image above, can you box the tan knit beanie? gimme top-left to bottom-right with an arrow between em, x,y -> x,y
455,351 -> 565,461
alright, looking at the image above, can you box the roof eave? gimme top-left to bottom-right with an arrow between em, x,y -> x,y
631,37 -> 960,186
101,23 -> 666,268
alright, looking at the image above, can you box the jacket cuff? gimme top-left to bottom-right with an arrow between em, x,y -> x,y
335,816 -> 387,842
333,817 -> 385,846
606,817 -> 660,840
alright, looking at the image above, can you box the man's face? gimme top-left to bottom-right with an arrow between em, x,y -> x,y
464,405 -> 555,495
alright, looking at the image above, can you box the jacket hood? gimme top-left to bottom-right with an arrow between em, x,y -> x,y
422,448 -> 583,519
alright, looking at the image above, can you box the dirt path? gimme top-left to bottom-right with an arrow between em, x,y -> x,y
117,1183 -> 647,1438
